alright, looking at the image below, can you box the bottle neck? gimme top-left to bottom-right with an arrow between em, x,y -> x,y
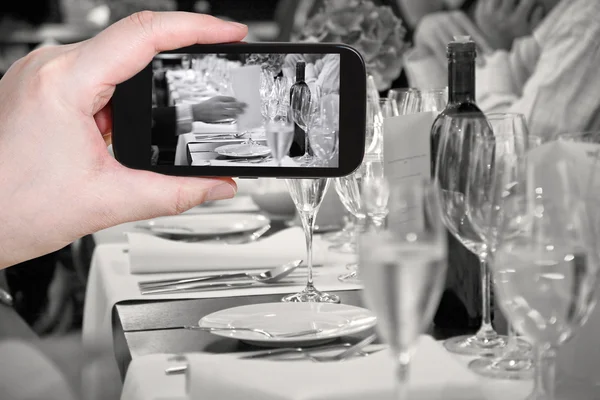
296,64 -> 305,82
448,57 -> 475,104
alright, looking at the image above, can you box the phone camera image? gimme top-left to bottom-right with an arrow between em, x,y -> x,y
151,52 -> 341,168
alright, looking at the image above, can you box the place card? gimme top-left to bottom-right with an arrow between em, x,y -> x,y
383,112 -> 435,184
383,112 -> 436,229
230,65 -> 263,132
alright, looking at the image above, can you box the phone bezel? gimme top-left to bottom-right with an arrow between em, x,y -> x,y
112,42 -> 366,178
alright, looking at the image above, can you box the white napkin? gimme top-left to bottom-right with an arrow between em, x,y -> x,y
185,336 -> 482,400
127,227 -> 325,274
192,121 -> 238,134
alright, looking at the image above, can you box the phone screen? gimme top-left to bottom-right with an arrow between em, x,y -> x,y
151,52 -> 341,169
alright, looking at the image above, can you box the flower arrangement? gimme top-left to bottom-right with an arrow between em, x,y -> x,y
296,0 -> 408,91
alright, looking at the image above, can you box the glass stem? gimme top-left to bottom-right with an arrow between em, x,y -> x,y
299,211 -> 316,287
475,253 -> 497,342
304,127 -> 310,157
532,345 -> 557,399
504,323 -> 519,355
395,351 -> 411,400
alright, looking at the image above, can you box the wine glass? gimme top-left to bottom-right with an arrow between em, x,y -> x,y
493,156 -> 599,399
435,113 -> 508,355
359,178 -> 447,400
309,95 -> 339,167
416,88 -> 448,114
291,82 -> 321,166
466,134 -> 542,379
387,88 -> 420,116
283,178 -> 340,303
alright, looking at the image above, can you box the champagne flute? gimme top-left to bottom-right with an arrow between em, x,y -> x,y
283,178 -> 340,303
493,157 -> 599,399
435,113 -> 508,355
265,120 -> 294,167
466,134 -> 542,379
334,164 -> 366,283
359,178 -> 448,400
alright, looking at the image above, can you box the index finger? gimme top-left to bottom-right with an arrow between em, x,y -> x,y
73,12 -> 247,100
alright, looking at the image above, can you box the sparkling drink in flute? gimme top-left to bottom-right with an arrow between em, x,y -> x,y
266,121 -> 294,166
359,179 -> 447,399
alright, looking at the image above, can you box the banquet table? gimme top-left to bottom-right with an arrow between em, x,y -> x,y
83,196 -> 599,400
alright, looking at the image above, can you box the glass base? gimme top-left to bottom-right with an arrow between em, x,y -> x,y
338,266 -> 360,284
469,354 -> 534,380
293,154 -> 315,166
323,229 -> 352,244
444,334 -> 508,356
281,285 -> 340,303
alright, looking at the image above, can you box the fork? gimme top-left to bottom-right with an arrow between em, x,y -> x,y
298,334 -> 378,362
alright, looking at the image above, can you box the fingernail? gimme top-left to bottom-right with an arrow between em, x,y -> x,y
228,21 -> 247,29
206,182 -> 237,201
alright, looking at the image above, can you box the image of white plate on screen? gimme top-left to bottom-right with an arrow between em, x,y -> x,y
198,303 -> 377,347
215,143 -> 271,158
140,213 -> 270,237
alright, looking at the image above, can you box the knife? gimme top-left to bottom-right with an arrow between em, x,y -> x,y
140,281 -> 298,295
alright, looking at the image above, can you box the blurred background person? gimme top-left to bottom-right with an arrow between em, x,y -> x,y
477,0 -> 600,139
152,96 -> 247,165
403,0 -> 548,89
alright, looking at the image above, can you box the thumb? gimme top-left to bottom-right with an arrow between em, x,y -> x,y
97,162 -> 237,226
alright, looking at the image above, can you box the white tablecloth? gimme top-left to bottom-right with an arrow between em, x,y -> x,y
83,243 -> 356,348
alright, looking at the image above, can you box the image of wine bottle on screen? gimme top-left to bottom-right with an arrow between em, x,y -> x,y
151,53 -> 340,167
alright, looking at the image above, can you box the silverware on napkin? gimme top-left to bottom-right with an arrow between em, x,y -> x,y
138,260 -> 302,289
140,280 -> 298,295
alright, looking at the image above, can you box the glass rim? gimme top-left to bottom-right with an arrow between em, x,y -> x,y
419,88 -> 448,94
388,88 -> 420,93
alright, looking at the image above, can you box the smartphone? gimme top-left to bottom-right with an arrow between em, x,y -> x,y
112,42 -> 366,178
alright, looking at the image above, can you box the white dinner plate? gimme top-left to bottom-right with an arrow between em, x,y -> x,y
141,213 -> 270,237
198,303 -> 377,347
215,143 -> 271,158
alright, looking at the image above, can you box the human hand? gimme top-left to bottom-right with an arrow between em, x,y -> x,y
0,12 -> 248,269
474,0 -> 545,50
192,96 -> 247,122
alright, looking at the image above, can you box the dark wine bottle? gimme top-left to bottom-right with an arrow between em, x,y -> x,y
431,37 -> 495,331
430,37 -> 484,174
289,61 -> 311,157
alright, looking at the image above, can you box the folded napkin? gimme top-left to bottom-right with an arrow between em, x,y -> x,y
193,121 -> 238,134
185,335 -> 482,400
127,227 -> 324,274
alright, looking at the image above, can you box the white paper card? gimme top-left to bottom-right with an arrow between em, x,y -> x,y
383,112 -> 435,185
383,112 -> 435,229
230,65 -> 262,132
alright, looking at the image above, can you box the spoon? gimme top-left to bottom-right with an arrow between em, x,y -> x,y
138,259 -> 303,289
